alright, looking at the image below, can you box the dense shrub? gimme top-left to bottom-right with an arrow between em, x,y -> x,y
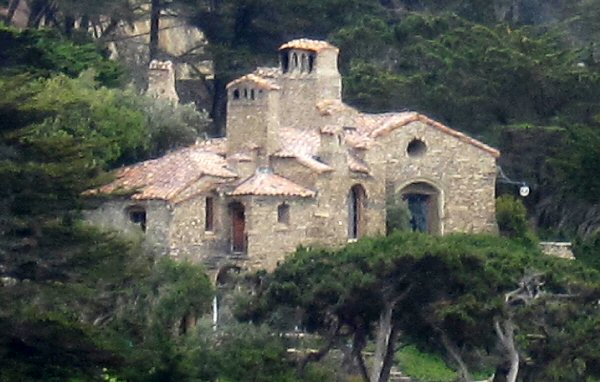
496,195 -> 537,245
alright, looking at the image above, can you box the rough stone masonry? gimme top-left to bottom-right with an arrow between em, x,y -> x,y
85,38 -> 500,278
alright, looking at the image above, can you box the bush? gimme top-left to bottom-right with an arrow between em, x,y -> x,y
496,195 -> 537,245
386,196 -> 412,235
574,231 -> 600,271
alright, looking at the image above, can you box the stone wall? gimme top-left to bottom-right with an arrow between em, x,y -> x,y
244,196 -> 316,271
227,83 -> 280,157
539,242 -> 575,260
147,60 -> 179,102
377,121 -> 498,234
84,198 -> 171,255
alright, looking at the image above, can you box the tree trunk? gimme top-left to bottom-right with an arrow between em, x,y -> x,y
64,15 -> 75,36
298,319 -> 340,374
27,0 -> 47,27
494,318 -> 519,382
149,0 -> 161,61
352,329 -> 370,382
5,0 -> 20,25
210,76 -> 228,137
370,301 -> 397,382
439,329 -> 473,382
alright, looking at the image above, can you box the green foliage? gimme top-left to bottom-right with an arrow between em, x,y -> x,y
248,232 -> 600,380
0,72 -> 148,221
0,23 -> 123,86
335,13 -> 600,135
574,231 -> 600,271
202,324 -> 299,382
385,195 -> 412,234
396,345 -> 457,382
552,121 -> 600,204
0,223 -> 151,381
496,195 -> 536,243
133,96 -> 211,160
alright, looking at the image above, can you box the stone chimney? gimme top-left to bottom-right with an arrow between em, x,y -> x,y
147,60 -> 179,103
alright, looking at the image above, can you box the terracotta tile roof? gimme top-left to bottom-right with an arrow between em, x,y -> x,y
276,127 -> 320,157
229,169 -> 316,197
228,151 -> 253,162
274,127 -> 333,173
279,39 -> 338,53
254,67 -> 280,78
194,138 -> 227,155
314,101 -> 499,157
316,99 -> 356,116
295,155 -> 334,173
347,153 -> 371,174
88,146 -> 237,201
227,73 -> 280,90
367,113 -> 500,158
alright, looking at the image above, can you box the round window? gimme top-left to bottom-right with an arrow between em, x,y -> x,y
407,138 -> 427,157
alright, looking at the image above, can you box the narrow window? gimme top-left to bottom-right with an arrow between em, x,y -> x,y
128,207 -> 146,232
308,54 -> 315,72
243,88 -> 248,98
277,203 -> 290,225
292,53 -> 299,69
300,53 -> 307,73
348,185 -> 366,239
233,89 -> 240,99
281,51 -> 290,73
250,89 -> 255,100
205,197 -> 214,232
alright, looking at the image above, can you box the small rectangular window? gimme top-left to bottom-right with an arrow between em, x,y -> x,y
128,207 -> 146,232
277,203 -> 290,225
205,197 -> 214,232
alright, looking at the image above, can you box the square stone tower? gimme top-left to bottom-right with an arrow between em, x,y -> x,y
226,39 -> 342,159
277,39 -> 342,131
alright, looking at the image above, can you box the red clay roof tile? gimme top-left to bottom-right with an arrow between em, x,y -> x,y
229,169 -> 316,197
88,146 -> 237,201
279,39 -> 338,53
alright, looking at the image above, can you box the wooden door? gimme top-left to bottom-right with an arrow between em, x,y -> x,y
231,203 -> 246,253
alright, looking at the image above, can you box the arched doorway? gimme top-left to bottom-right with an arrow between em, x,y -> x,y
229,202 -> 246,254
398,182 -> 441,235
348,184 -> 367,239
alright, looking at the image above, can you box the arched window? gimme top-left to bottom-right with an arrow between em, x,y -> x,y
229,202 -> 246,254
308,54 -> 315,73
300,53 -> 307,72
292,53 -> 299,69
399,182 -> 441,234
348,185 -> 367,239
243,88 -> 248,99
250,89 -> 255,100
233,89 -> 240,99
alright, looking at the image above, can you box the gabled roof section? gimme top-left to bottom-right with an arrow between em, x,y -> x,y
315,99 -> 499,158
195,137 -> 227,155
368,113 -> 500,158
229,169 -> 316,197
279,39 -> 339,53
87,145 -> 237,201
227,73 -> 280,91
274,127 -> 333,173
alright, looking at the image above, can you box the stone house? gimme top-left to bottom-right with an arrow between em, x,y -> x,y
86,39 -> 500,274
